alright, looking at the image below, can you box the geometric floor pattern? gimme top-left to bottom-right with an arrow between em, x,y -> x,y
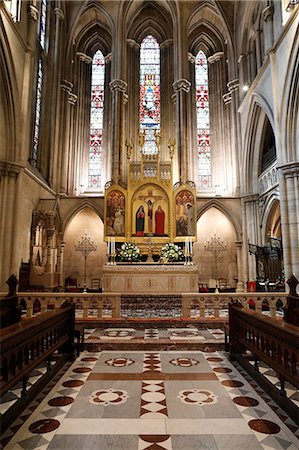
2,349 -> 298,450
84,326 -> 226,344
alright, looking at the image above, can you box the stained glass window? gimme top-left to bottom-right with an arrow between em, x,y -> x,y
195,50 -> 212,188
140,35 -> 160,155
88,50 -> 105,189
4,0 -> 21,22
32,60 -> 43,166
40,0 -> 47,49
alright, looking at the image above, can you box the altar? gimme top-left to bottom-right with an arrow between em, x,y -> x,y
102,263 -> 198,294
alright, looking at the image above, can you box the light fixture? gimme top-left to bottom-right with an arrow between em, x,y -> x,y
242,85 -> 249,92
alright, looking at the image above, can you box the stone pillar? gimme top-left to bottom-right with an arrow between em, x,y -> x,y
126,40 -> 140,163
103,53 -> 112,184
262,5 -> 274,54
160,39 -> 174,162
227,79 -> 241,195
60,80 -> 77,194
48,7 -> 64,190
109,79 -> 128,184
235,241 -> 245,291
242,194 -> 262,281
173,79 -> 191,183
278,162 -> 299,279
45,229 -> 54,273
57,241 -> 65,288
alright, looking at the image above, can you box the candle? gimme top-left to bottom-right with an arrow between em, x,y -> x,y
185,240 -> 188,255
107,237 -> 111,255
189,240 -> 193,255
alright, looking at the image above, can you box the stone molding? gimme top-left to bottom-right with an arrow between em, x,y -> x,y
208,52 -> 224,64
242,193 -> 259,203
277,161 -> 299,177
262,5 -> 274,22
54,7 -> 64,20
103,264 -> 198,273
188,52 -> 196,64
160,39 -> 173,49
109,79 -> 128,93
60,80 -> 73,93
123,93 -> 129,105
171,93 -> 177,104
0,161 -> 23,177
223,92 -> 232,105
105,53 -> 112,63
173,79 -> 191,93
127,39 -> 140,50
76,52 -> 92,64
227,79 -> 239,92
68,92 -> 78,105
27,4 -> 38,21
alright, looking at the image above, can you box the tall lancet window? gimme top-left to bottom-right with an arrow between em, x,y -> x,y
32,0 -> 47,166
88,50 -> 105,189
140,35 -> 160,155
195,50 -> 211,188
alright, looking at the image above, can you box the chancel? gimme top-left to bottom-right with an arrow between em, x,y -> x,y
0,1 -> 299,449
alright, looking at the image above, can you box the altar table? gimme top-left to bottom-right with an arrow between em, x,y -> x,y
102,263 -> 198,293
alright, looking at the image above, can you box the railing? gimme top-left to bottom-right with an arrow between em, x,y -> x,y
229,303 -> 299,389
0,305 -> 75,397
0,291 -> 287,320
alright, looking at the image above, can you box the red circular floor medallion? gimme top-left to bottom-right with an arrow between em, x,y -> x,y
29,419 -> 60,434
248,419 -> 281,434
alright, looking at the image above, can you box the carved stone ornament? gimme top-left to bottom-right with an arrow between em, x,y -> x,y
127,39 -> 140,50
208,52 -> 224,64
109,79 -> 128,93
188,52 -> 196,64
60,80 -> 73,93
105,53 -> 112,64
223,92 -> 232,105
173,79 -> 191,93
262,5 -> 274,22
28,4 -> 38,21
160,39 -> 173,49
227,79 -> 239,92
77,52 -> 92,64
68,92 -> 78,105
54,8 -> 64,21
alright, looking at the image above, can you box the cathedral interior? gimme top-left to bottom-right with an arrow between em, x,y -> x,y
0,1 -> 298,449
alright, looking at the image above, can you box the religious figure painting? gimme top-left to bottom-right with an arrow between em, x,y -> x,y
106,191 -> 125,236
133,185 -> 168,237
175,190 -> 195,236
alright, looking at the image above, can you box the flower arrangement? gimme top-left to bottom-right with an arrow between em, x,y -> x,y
159,243 -> 184,262
118,242 -> 141,262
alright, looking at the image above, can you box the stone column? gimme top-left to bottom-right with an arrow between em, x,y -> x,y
235,241 -> 245,291
188,52 -> 197,184
227,79 -> 241,195
262,5 -> 274,54
242,194 -> 262,281
109,79 -> 128,184
278,162 -> 299,279
48,7 -> 64,190
57,240 -> 65,288
173,79 -> 191,183
126,40 -> 140,163
59,80 -> 73,194
45,228 -> 55,273
103,53 -> 112,183
160,39 -> 174,162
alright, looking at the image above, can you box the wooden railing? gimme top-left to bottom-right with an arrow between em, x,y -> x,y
0,291 -> 287,320
0,305 -> 75,397
229,303 -> 299,389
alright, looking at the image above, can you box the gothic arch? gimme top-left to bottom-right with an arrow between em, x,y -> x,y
197,199 -> 242,240
63,200 -> 103,234
242,95 -> 275,193
261,194 -> 281,241
280,21 -> 299,162
0,21 -> 20,161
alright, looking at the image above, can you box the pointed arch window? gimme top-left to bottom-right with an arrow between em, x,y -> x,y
32,0 -> 47,167
88,50 -> 105,189
139,35 -> 160,155
195,50 -> 211,188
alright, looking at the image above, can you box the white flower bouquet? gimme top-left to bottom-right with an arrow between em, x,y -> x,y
159,243 -> 184,262
118,242 -> 141,262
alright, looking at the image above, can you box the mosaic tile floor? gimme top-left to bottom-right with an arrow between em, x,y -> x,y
83,326 -> 226,345
2,349 -> 298,450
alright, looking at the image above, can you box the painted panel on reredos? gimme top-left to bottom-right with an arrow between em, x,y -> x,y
106,190 -> 125,236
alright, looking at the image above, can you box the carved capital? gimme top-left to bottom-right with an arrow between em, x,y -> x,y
61,80 -> 73,93
262,5 -> 274,22
68,92 -> 78,105
27,4 -> 39,21
208,52 -> 224,64
222,92 -> 232,105
173,79 -> 191,94
160,39 -> 173,49
227,78 -> 239,92
76,52 -> 92,64
188,52 -> 196,64
127,39 -> 140,50
109,79 -> 127,93
0,161 -> 23,177
104,52 -> 112,64
54,7 -> 64,20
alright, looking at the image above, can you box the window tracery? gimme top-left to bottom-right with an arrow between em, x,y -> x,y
88,50 -> 105,189
195,50 -> 211,188
139,35 -> 160,155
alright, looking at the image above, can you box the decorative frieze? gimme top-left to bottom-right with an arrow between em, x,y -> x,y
259,162 -> 278,195
109,78 -> 127,93
173,79 -> 191,94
